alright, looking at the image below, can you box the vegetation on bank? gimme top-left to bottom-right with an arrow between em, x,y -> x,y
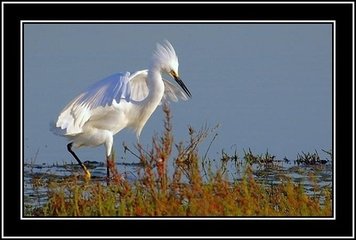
24,105 -> 332,217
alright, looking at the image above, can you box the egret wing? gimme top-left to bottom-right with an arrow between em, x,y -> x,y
128,70 -> 150,102
56,72 -> 131,135
161,78 -> 189,103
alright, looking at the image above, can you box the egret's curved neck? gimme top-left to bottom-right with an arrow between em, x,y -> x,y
134,66 -> 164,123
146,66 -> 165,104
133,66 -> 165,138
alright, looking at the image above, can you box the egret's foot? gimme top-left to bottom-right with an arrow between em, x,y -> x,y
82,165 -> 91,181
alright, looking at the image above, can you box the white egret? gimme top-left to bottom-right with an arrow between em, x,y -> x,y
52,40 -> 191,181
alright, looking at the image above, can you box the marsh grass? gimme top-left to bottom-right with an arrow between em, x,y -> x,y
25,104 -> 332,217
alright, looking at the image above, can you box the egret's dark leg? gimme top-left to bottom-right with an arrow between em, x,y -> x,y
106,155 -> 111,186
67,142 -> 91,179
67,142 -> 83,167
107,150 -> 120,185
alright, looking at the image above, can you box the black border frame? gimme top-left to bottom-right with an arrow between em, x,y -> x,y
2,1 -> 354,238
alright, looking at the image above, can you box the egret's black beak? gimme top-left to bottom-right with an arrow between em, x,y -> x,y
171,71 -> 192,98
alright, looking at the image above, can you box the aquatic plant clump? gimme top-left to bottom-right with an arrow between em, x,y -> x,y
25,105 -> 332,217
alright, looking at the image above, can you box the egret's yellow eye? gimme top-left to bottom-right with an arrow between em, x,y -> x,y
170,70 -> 178,78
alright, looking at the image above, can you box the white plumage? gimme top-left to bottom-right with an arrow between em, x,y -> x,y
52,40 -> 191,180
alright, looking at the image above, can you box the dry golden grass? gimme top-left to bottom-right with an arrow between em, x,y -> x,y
25,104 -> 332,217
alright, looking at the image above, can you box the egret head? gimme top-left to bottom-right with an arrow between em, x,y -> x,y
151,40 -> 191,98
151,40 -> 179,73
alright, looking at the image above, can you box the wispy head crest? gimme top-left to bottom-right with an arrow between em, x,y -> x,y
151,40 -> 179,72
